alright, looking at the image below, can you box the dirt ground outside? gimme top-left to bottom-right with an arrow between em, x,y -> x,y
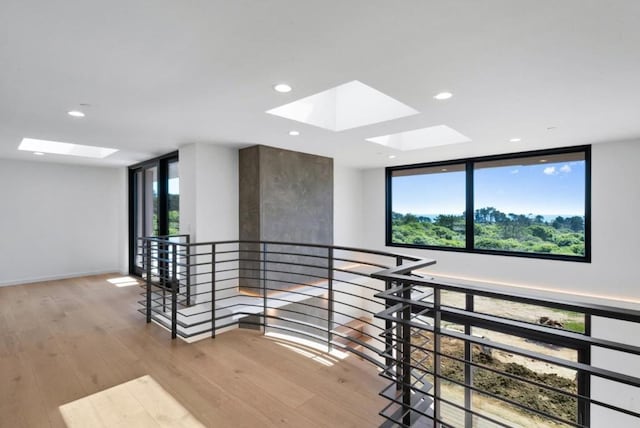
411,291 -> 584,427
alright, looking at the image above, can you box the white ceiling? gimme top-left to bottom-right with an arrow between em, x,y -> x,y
1,1 -> 639,168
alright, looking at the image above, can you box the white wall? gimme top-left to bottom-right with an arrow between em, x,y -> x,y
334,163 -> 364,247
178,143 -> 239,303
0,159 -> 126,286
179,143 -> 238,242
591,317 -> 640,427
358,140 -> 640,423
182,147 -> 362,248
360,139 -> 640,302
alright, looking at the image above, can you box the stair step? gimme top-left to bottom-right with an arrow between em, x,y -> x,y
380,396 -> 434,428
332,316 -> 371,345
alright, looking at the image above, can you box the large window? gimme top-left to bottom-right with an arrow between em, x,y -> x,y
129,152 -> 179,274
390,164 -> 466,248
387,146 -> 590,261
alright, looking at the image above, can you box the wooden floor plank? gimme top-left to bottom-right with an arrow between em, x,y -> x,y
0,274 -> 386,427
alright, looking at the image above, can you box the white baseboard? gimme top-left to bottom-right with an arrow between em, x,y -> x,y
0,269 -> 124,287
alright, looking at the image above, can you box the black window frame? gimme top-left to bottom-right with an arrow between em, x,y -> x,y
128,151 -> 179,275
385,145 -> 591,262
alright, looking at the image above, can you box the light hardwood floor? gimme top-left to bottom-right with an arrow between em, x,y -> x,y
0,274 -> 387,427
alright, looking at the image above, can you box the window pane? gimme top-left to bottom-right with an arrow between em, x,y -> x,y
135,171 -> 144,267
168,161 -> 180,235
390,164 -> 466,248
145,166 -> 159,236
473,152 -> 586,257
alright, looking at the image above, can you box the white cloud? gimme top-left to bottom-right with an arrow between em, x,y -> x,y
543,166 -> 557,175
560,164 -> 571,173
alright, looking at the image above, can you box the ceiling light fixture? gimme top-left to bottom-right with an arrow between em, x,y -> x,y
273,83 -> 292,93
288,130 -> 300,136
33,152 -> 44,156
388,155 -> 396,159
509,138 -> 521,142
540,159 -> 548,163
433,92 -> 453,100
67,110 -> 85,118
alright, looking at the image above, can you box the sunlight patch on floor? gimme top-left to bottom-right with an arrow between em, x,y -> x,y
106,276 -> 140,287
265,331 -> 349,366
59,375 -> 205,427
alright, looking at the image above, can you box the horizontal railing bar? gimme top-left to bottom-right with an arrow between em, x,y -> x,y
332,256 -> 390,270
139,235 -> 640,428
440,328 -> 640,388
140,238 -> 422,262
429,344 -> 640,419
374,271 -> 640,323
381,354 -> 584,428
444,306 -> 640,355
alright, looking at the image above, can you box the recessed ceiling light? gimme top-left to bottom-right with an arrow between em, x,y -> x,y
67,110 -> 85,118
33,152 -> 44,156
433,92 -> 453,100
540,159 -> 548,163
267,80 -> 418,132
388,155 -> 396,159
366,125 -> 471,151
274,83 -> 292,93
509,138 -> 521,142
441,168 -> 448,172
288,130 -> 300,136
18,138 -> 118,158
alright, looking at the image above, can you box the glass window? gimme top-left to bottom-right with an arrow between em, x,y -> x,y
474,152 -> 586,257
386,146 -> 590,261
145,166 -> 159,236
168,160 -> 180,235
129,152 -> 179,275
390,164 -> 466,248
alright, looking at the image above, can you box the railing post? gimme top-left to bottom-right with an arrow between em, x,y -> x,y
211,243 -> 216,338
394,256 -> 403,392
577,314 -> 592,426
161,241 -> 166,312
401,279 -> 412,427
145,239 -> 152,323
262,242 -> 267,334
171,242 -> 178,339
186,235 -> 191,307
327,247 -> 334,352
464,293 -> 474,428
384,278 -> 393,371
433,287 -> 442,427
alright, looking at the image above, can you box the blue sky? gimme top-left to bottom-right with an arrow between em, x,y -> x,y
168,178 -> 179,195
152,178 -> 180,195
392,160 -> 585,216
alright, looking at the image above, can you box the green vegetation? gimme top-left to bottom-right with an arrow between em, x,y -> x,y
168,210 -> 179,235
392,207 -> 585,256
151,192 -> 179,236
391,212 -> 465,248
563,320 -> 585,334
169,193 -> 180,235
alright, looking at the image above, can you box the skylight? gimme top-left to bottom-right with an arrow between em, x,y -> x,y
366,125 -> 471,151
266,80 -> 418,132
18,138 -> 118,158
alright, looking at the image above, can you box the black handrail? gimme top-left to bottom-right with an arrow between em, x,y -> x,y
138,235 -> 640,428
373,262 -> 640,427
